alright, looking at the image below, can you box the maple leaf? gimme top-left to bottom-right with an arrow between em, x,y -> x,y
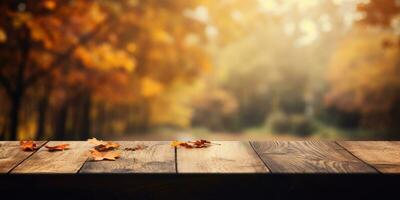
124,144 -> 148,151
20,141 -> 37,151
87,138 -> 120,151
94,142 -> 120,151
45,144 -> 70,152
89,149 -> 121,161
170,140 -> 219,149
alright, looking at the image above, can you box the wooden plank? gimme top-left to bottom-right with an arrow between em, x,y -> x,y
80,141 -> 175,173
177,141 -> 269,173
251,141 -> 377,173
11,141 -> 90,174
338,141 -> 400,173
0,141 -> 46,173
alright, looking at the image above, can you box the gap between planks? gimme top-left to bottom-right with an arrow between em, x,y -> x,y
335,141 -> 381,174
176,141 -> 269,173
7,141 -> 49,174
337,141 -> 400,173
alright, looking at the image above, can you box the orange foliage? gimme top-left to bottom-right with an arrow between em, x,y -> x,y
326,29 -> 400,127
45,144 -> 70,151
20,141 -> 37,151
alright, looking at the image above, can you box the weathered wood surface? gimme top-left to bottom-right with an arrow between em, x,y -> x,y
338,141 -> 400,173
0,141 -> 46,173
80,141 -> 175,173
12,141 -> 91,173
251,141 -> 377,173
1,140 -> 400,174
177,141 -> 269,173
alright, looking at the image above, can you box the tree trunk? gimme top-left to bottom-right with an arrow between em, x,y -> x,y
70,96 -> 81,139
0,118 -> 7,140
9,93 -> 22,140
95,102 -> 106,138
36,95 -> 49,140
8,26 -> 30,140
55,101 -> 69,140
80,93 -> 91,140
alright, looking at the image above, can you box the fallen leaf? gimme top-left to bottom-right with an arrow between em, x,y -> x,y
89,149 -> 121,161
88,138 -> 120,151
124,144 -> 148,151
95,142 -> 120,151
171,141 -> 184,147
45,144 -> 70,152
170,140 -> 219,149
20,140 -> 37,151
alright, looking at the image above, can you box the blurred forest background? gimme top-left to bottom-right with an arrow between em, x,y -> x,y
1,0 -> 400,141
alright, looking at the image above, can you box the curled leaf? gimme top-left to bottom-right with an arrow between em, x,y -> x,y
95,142 -> 120,151
88,138 -> 120,151
20,141 -> 37,151
124,144 -> 147,151
170,140 -> 219,149
89,149 -> 121,161
45,144 -> 70,152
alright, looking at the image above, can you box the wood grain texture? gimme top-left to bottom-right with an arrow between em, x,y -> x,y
177,141 -> 269,173
338,141 -> 400,173
11,141 -> 90,174
251,141 -> 377,173
80,141 -> 175,173
0,141 -> 46,173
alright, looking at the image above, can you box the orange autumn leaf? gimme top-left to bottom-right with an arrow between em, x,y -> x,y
20,140 -> 37,151
95,142 -> 120,151
89,149 -> 121,161
87,138 -> 120,151
45,144 -> 70,152
170,140 -> 219,149
124,144 -> 148,151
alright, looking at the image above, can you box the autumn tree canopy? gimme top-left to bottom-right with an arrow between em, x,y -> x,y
326,0 -> 400,133
1,0 -> 399,140
0,0 -> 214,140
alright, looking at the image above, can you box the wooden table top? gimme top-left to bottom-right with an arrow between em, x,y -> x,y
1,141 -> 399,174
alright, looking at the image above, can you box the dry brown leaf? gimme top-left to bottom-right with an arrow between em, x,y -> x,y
87,138 -> 120,151
20,140 -> 37,151
89,149 -> 121,161
45,144 -> 70,152
170,140 -> 219,149
95,142 -> 120,151
124,144 -> 148,151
